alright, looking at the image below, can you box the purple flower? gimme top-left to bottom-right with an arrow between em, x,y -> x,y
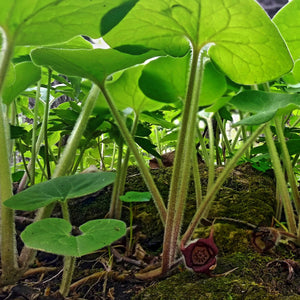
181,227 -> 218,274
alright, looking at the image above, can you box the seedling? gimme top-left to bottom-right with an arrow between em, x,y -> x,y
4,172 -> 126,297
120,191 -> 152,254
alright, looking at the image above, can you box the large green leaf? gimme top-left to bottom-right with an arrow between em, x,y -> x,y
230,90 -> 300,125
273,0 -> 300,83
139,54 -> 227,105
4,172 -> 116,211
273,0 -> 300,61
2,61 -> 41,104
102,0 -> 293,85
31,47 -> 161,85
21,218 -> 126,257
0,0 -> 134,46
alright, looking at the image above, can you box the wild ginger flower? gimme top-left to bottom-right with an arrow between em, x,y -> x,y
180,227 -> 218,274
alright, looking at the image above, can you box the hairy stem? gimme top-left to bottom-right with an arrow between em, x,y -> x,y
264,123 -> 297,234
274,116 -> 300,214
162,48 -> 205,272
0,29 -> 19,284
59,256 -> 76,297
30,81 -> 41,185
99,85 -> 167,224
181,123 -> 266,245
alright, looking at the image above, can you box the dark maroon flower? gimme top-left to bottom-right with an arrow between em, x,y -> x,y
181,227 -> 218,274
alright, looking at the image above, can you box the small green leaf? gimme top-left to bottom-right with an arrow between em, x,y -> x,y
2,62 -> 41,105
134,137 -> 160,157
4,172 -> 116,211
10,125 -> 28,139
104,0 -> 293,84
21,218 -> 126,257
230,91 -> 300,125
120,191 -> 152,203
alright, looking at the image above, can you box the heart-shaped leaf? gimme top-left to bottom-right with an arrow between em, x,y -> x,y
139,54 -> 227,105
0,0 -> 134,46
230,90 -> 300,125
4,172 -> 115,211
103,0 -> 293,84
120,191 -> 152,203
31,48 -> 161,85
21,218 -> 126,257
2,62 -> 41,105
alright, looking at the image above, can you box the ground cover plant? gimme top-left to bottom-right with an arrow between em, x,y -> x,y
1,0 -> 300,298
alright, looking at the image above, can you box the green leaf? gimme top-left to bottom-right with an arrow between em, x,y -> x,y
4,172 -> 116,211
21,218 -> 126,257
0,0 -> 132,46
139,54 -> 227,105
31,48 -> 161,85
273,0 -> 300,61
10,125 -> 28,139
134,137 -> 160,157
251,139 -> 300,156
105,65 -> 166,113
120,191 -> 152,203
2,62 -> 41,105
103,0 -> 293,84
230,91 -> 300,125
140,111 -> 176,129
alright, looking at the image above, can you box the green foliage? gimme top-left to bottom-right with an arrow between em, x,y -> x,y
4,172 -> 116,211
103,0 -> 293,84
21,218 -> 126,257
120,191 -> 152,203
230,91 -> 300,125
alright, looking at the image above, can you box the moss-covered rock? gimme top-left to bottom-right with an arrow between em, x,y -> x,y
134,250 -> 300,299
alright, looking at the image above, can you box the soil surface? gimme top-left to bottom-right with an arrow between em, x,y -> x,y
1,163 -> 300,299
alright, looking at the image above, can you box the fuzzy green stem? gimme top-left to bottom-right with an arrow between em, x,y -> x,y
108,143 -> 124,218
113,112 -> 139,219
207,115 -> 215,190
0,28 -> 19,284
264,124 -> 297,234
30,81 -> 41,185
274,116 -> 300,214
215,112 -> 232,156
181,123 -> 266,245
59,255 -> 76,297
162,48 -> 205,272
43,69 -> 52,179
128,203 -> 133,253
239,112 -> 250,159
193,146 -> 202,207
99,85 -> 167,224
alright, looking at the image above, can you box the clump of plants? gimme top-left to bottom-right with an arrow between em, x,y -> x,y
0,0 -> 300,297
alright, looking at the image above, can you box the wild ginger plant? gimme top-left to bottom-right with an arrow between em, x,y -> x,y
0,0 -> 298,286
27,0 -> 296,278
102,0 -> 293,274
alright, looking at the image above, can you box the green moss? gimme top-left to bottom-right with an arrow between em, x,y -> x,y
135,251 -> 300,299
